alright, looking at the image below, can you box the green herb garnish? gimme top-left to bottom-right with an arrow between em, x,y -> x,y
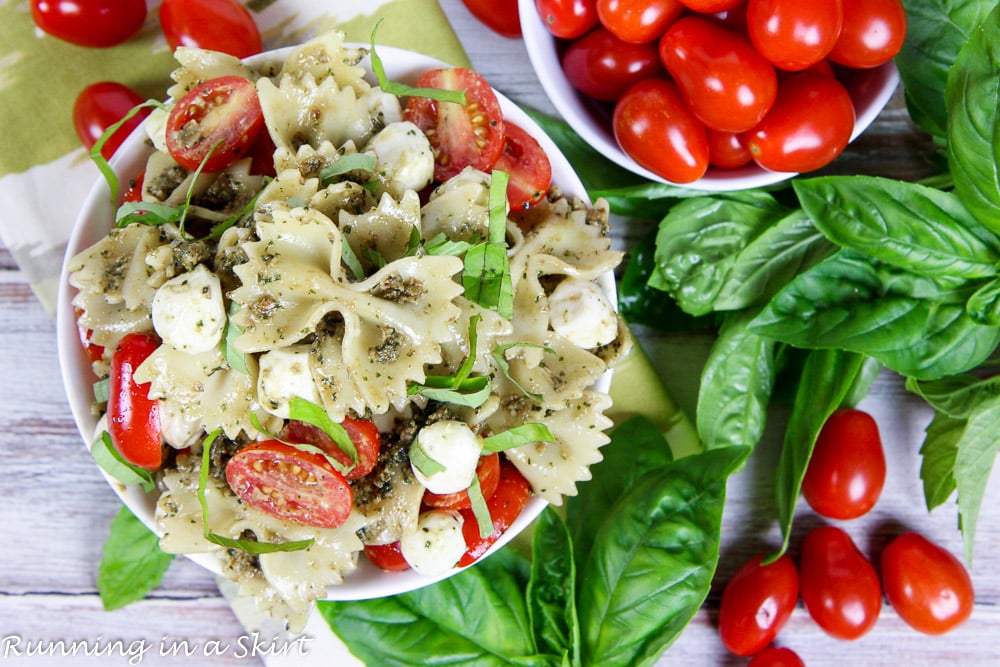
91,431 -> 156,492
462,170 -> 513,319
222,302 -> 249,375
408,314 -> 491,407
319,153 -> 377,184
483,423 -> 556,453
467,474 -> 494,539
408,438 -> 447,477
369,21 -> 466,104
491,341 -> 554,402
91,100 -> 166,205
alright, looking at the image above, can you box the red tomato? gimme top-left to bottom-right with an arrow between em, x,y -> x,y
881,532 -> 974,635
461,0 -> 522,38
678,0 -> 744,12
612,78 -> 709,183
159,0 -> 262,59
801,408 -> 885,520
108,332 -> 162,470
561,27 -> 665,102
165,76 -> 265,173
424,452 -> 501,510
748,647 -> 805,667
746,0 -> 844,71
225,441 -> 353,529
122,171 -> 145,203
458,460 -> 532,566
279,416 -> 381,481
596,0 -> 685,44
364,541 -> 411,572
799,525 -> 881,640
718,554 -> 799,657
248,130 -> 277,177
404,68 -> 506,183
72,82 -> 149,160
535,0 -> 600,39
493,123 -> 552,210
706,128 -> 753,169
743,71 -> 855,173
74,309 -> 105,364
710,4 -> 748,34
827,0 -> 906,69
30,0 -> 146,48
658,17 -> 778,133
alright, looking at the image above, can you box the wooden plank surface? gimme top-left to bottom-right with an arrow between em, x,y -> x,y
0,2 -> 996,665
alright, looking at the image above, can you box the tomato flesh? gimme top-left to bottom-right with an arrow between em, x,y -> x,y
225,441 -> 353,529
165,76 -> 265,173
159,0 -> 262,59
364,541 -> 412,572
73,81 -> 149,160
31,0 -> 146,48
561,27 -> 665,102
108,332 -> 162,470
458,460 -> 532,566
718,554 -> 799,657
424,452 -> 501,510
279,416 -> 381,481
493,122 -> 552,210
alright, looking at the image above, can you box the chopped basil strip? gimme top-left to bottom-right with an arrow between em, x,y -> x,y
93,377 -> 110,404
247,413 -> 353,476
204,183 -> 268,240
197,430 -> 315,554
223,302 -> 249,375
115,201 -> 183,228
409,438 -> 447,476
341,237 -> 365,280
408,315 -> 490,406
319,152 -> 377,184
369,23 -> 466,104
425,232 -> 473,257
361,245 -> 387,269
288,397 -> 358,465
467,474 -> 495,539
405,225 -> 422,257
92,431 -> 156,492
462,170 -> 513,319
91,99 -> 166,205
491,342 -> 554,402
483,423 -> 556,453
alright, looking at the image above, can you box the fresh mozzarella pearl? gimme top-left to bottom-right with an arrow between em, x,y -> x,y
548,278 -> 618,349
399,510 -> 466,577
257,345 -> 321,418
366,121 -> 434,198
151,264 -> 226,354
411,420 -> 483,494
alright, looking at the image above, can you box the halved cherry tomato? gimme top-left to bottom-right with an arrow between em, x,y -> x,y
31,0 -> 146,48
73,82 -> 150,160
881,532 -> 974,635
458,460 -> 532,566
802,408 -> 885,520
403,68 -> 506,183
108,332 -> 162,470
424,452 -> 501,510
165,76 -> 265,173
827,0 -> 906,69
742,71 -> 855,173
613,78 -> 709,183
122,171 -> 145,204
718,554 -> 799,657
535,0 -> 600,39
225,440 -> 353,529
596,0 -> 685,44
659,16 -> 778,133
279,416 -> 381,482
74,309 -> 105,364
799,525 -> 881,640
706,128 -> 753,169
746,0 -> 844,71
461,0 -> 522,38
159,0 -> 262,59
748,647 -> 805,667
364,541 -> 412,572
561,27 -> 665,102
493,123 -> 552,210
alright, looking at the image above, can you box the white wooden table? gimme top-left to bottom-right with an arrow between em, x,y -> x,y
1,2 -> 997,665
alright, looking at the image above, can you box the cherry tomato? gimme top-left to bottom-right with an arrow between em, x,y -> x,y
827,0 -> 906,69
799,525 -> 881,640
748,647 -> 805,667
746,0 -> 844,71
706,128 -> 753,169
122,171 -> 145,204
364,541 -> 412,572
659,17 -> 778,133
30,0 -> 146,48
74,309 -> 105,364
159,0 -> 262,59
108,332 -> 162,470
458,460 -> 532,566
424,452 -> 501,510
72,82 -> 149,160
493,123 -> 552,210
225,440 -> 352,529
718,554 -> 799,657
678,0 -> 744,12
561,27 -> 665,102
165,76 -> 265,173
743,71 -> 855,173
279,416 -> 381,481
248,131 -> 277,177
710,4 -> 748,34
596,0 -> 685,44
881,532 -> 974,635
801,408 -> 885,520
461,0 -> 522,38
535,0 -> 600,39
404,68 -> 506,183
613,78 -> 709,183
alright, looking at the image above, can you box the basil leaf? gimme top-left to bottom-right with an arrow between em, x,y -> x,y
368,23 -> 466,105
409,375 -> 492,407
409,439 -> 446,476
319,548 -> 550,666
288,397 -> 357,464
483,423 -> 556,453
116,201 -> 182,227
577,446 -> 748,667
953,393 -> 1000,563
91,431 -> 156,492
467,475 -> 494,539
919,411 -> 962,511
947,3 -> 1000,235
906,373 -> 1000,419
425,232 -> 473,256
204,184 -> 266,241
463,171 -> 514,319
223,302 -> 249,375
319,152 -> 376,184
491,342 -> 552,402
91,99 -> 165,205
527,508 -> 580,667
93,377 -> 110,404
341,236 -> 366,280
98,506 -> 174,611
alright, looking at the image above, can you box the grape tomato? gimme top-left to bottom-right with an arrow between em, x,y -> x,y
31,0 -> 146,48
561,27 -> 665,102
159,0 -> 262,59
536,0 -> 601,39
718,553 -> 799,656
596,0 -> 685,44
746,0 -> 844,71
73,81 -> 149,160
827,0 -> 906,69
461,0 -> 522,37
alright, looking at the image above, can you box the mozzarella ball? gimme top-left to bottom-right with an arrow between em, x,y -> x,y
399,509 -> 466,577
548,278 -> 618,349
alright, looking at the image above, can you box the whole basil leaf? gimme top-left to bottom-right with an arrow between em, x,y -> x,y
919,410 -> 962,510
907,373 -> 1000,419
794,176 -> 1000,280
577,446 -> 749,667
527,508 -> 580,667
967,277 -> 1000,325
98,506 -> 174,611
953,393 -> 1000,563
947,3 -> 1000,233
750,249 -> 1000,380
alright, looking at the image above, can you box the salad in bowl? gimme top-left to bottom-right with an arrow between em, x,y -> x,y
57,30 -> 629,629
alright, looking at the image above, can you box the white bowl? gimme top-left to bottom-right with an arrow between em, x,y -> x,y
57,44 -> 612,601
518,0 -> 900,191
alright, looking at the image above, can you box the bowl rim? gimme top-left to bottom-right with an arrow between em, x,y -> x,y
56,42 -> 614,601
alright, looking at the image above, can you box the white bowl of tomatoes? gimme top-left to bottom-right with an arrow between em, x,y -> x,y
519,0 -> 903,190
